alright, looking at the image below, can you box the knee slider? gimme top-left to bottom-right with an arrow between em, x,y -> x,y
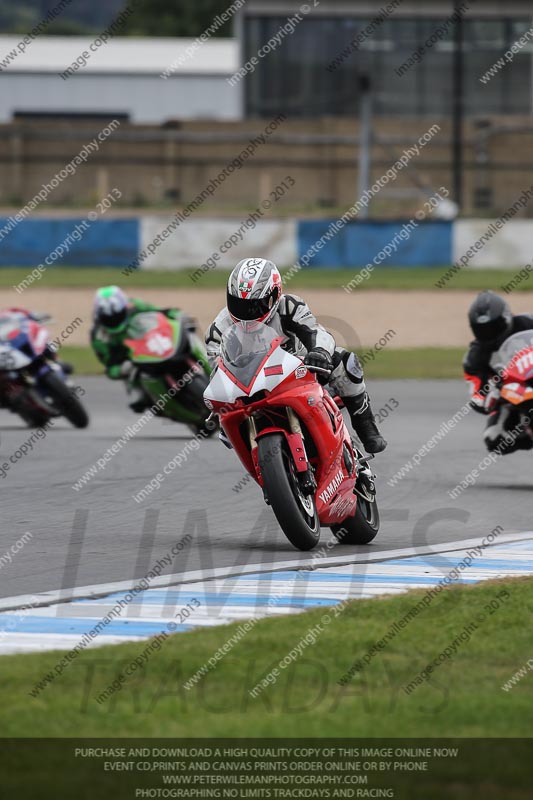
342,351 -> 364,383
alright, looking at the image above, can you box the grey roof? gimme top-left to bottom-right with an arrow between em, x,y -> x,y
239,0 -> 531,15
0,35 -> 238,75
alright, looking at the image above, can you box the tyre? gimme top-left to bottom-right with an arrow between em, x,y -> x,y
11,388 -> 52,428
331,495 -> 380,545
180,372 -> 217,436
40,372 -> 89,429
258,433 -> 320,551
17,406 -> 50,429
184,371 -> 209,407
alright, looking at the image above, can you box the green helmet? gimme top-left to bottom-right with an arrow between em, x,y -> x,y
93,286 -> 129,332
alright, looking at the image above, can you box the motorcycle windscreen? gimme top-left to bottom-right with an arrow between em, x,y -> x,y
491,331 -> 533,375
220,322 -> 286,388
0,317 -> 35,368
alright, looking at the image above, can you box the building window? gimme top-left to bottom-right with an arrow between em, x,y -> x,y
244,15 -> 532,117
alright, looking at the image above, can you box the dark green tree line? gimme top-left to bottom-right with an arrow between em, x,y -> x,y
0,0 -> 235,37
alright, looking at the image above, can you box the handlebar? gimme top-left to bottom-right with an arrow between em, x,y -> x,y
306,365 -> 332,376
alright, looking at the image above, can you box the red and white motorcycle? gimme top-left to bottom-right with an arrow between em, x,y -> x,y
0,310 -> 88,429
489,330 -> 533,447
204,322 -> 380,551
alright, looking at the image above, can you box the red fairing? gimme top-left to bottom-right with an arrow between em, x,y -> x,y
464,372 -> 483,394
124,313 -> 176,360
219,365 -> 358,527
504,347 -> 533,383
26,320 -> 49,355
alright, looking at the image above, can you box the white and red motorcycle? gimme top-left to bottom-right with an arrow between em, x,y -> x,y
204,322 -> 380,551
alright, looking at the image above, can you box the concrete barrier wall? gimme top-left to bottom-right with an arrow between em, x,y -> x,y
139,217 -> 298,270
453,220 -> 533,268
0,215 -> 530,269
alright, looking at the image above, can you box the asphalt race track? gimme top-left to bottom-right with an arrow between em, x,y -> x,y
0,378 -> 531,601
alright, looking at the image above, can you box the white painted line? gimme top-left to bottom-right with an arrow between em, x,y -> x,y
0,633 -> 146,656
1,530 -> 532,613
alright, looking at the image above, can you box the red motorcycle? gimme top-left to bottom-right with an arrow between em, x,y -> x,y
490,330 -> 533,443
204,323 -> 380,551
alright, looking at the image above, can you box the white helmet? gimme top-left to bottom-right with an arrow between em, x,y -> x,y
227,258 -> 282,328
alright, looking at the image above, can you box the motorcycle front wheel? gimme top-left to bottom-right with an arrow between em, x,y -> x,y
41,372 -> 89,429
258,433 -> 320,551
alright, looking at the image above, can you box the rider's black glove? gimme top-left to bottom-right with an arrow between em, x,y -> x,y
304,348 -> 333,381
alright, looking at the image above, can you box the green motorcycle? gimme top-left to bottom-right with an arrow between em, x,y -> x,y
123,310 -> 215,435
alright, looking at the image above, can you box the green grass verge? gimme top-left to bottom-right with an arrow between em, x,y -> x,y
66,346 -> 464,379
361,347 -> 464,379
4,578 -> 532,737
3,267 -> 532,291
63,346 -> 101,375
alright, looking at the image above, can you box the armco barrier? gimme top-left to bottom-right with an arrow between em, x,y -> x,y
297,220 -> 453,268
0,218 -> 139,267
0,216 -> 531,269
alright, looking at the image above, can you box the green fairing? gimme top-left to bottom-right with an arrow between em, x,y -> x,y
140,375 -> 204,423
190,339 -> 212,376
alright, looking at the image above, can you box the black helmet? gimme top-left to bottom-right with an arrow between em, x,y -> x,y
468,291 -> 512,344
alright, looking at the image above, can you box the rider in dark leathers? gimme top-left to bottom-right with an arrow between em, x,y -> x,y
464,290 -> 533,453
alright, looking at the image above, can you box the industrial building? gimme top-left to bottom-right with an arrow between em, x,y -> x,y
236,0 -> 533,117
0,35 -> 240,123
0,1 -> 531,215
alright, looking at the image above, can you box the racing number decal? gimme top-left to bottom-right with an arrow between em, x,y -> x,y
146,333 -> 173,356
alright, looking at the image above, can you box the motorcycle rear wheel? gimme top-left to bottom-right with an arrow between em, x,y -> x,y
16,404 -> 50,429
10,386 -> 53,428
331,495 -> 380,545
258,433 -> 320,551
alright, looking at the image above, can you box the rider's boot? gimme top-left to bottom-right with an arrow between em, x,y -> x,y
128,385 -> 151,413
344,393 -> 387,454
